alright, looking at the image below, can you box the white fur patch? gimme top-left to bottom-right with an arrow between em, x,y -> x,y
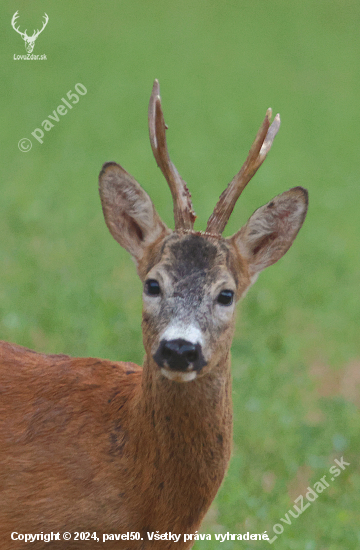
161,368 -> 198,382
160,324 -> 203,346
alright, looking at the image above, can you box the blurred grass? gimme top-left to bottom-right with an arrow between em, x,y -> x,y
1,0 -> 360,547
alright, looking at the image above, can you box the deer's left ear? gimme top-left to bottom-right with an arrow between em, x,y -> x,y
228,187 -> 308,276
99,162 -> 170,265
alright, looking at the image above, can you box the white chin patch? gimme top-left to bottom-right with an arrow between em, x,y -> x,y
160,324 -> 203,346
161,368 -> 197,383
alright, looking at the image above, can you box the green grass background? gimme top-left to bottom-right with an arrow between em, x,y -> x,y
1,0 -> 360,548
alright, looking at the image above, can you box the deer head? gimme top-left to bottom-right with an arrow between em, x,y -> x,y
11,11 -> 49,53
99,80 -> 308,384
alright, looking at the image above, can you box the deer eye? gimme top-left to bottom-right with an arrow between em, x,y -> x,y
144,279 -> 161,296
217,290 -> 234,306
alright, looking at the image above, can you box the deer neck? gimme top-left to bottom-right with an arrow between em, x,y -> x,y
129,354 -> 233,528
140,354 -> 233,432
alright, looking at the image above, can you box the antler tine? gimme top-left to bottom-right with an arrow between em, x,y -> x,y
33,13 -> 49,39
148,79 -> 196,231
11,11 -> 19,27
206,109 -> 281,235
11,11 -> 26,38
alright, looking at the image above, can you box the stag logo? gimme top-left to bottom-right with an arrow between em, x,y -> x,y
11,11 -> 49,54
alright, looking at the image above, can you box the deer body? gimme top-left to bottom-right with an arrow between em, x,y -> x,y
0,81 -> 308,549
0,342 -> 230,549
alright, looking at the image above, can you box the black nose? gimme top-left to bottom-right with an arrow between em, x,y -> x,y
154,339 -> 206,372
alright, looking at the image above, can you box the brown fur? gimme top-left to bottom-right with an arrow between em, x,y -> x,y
0,235 -> 242,550
0,92 -> 308,548
0,222 -> 305,549
0,315 -> 232,549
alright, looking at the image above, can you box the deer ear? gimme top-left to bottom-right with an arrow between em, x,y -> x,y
99,162 -> 169,264
228,187 -> 308,276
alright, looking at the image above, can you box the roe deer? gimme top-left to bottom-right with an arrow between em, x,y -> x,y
0,80 -> 308,549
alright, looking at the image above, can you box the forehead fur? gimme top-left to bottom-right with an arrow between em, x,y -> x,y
141,232 -> 248,289
166,234 -> 219,276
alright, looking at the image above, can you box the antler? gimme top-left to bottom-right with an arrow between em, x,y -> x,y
11,11 -> 26,39
206,109 -> 281,235
148,80 -> 196,231
33,13 -> 49,39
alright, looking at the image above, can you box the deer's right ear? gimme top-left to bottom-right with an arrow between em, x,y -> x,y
99,162 -> 169,264
228,186 -> 308,277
